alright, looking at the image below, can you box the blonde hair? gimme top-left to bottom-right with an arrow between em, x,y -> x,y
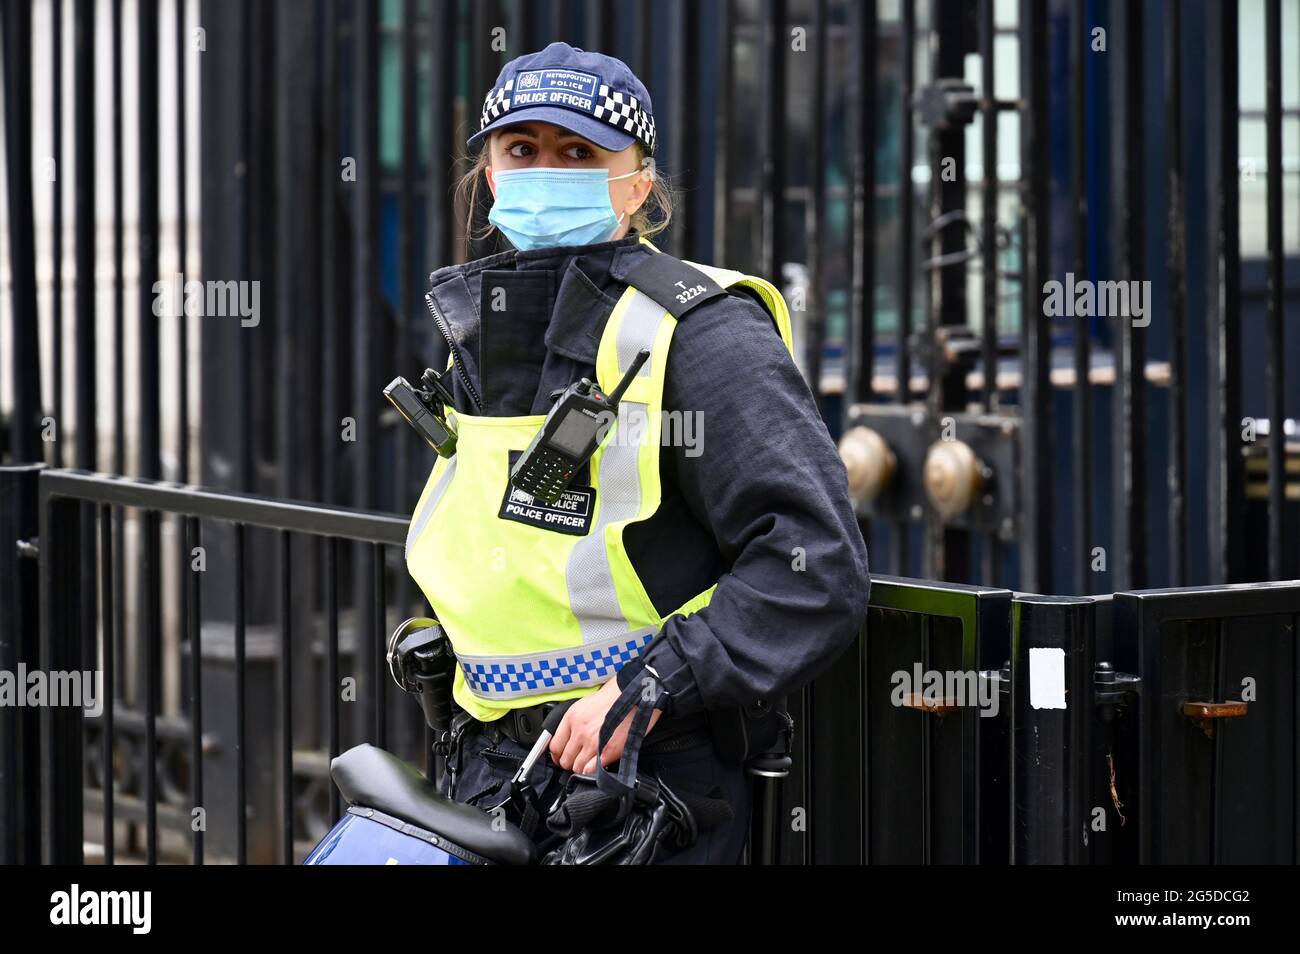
454,138 -> 674,247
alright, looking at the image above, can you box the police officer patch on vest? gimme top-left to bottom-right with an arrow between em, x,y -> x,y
499,451 -> 595,535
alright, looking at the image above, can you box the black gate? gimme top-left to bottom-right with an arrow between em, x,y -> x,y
1117,583 -> 1300,864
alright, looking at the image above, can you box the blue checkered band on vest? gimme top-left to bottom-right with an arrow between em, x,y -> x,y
458,631 -> 655,701
476,79 -> 656,152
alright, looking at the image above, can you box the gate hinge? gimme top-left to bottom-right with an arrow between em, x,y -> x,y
1094,662 -> 1140,720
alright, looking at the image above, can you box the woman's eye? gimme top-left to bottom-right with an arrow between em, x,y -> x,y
564,143 -> 595,161
507,142 -> 534,158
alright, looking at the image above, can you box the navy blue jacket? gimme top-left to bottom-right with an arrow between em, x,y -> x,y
423,232 -> 870,718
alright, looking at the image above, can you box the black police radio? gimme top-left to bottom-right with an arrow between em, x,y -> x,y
383,368 -> 459,458
510,348 -> 651,504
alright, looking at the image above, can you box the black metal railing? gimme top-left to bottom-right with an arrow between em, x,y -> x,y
5,469 -> 1299,865
23,467 -> 417,865
4,0 -> 1298,596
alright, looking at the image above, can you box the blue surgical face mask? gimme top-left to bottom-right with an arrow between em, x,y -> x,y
487,167 -> 641,251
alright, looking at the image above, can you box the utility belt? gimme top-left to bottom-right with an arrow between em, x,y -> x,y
474,699 -> 715,757
448,693 -> 787,769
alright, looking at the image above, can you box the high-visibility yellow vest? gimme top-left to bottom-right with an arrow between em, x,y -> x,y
405,251 -> 793,723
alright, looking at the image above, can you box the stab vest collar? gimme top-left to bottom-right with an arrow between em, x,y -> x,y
424,232 -> 663,370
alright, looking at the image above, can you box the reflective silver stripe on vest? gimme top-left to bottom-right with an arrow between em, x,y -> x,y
456,628 -> 655,701
405,458 -> 457,559
566,291 -> 665,645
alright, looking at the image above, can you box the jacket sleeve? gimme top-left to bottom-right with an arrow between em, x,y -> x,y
615,291 -> 871,716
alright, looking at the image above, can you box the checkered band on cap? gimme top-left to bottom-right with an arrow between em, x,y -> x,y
475,78 -> 656,152
479,78 -> 514,128
592,84 -> 656,152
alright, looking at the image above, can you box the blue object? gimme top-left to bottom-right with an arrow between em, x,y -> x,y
468,41 -> 656,153
487,167 -> 638,251
303,811 -> 476,866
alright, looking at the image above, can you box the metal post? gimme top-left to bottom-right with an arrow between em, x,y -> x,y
1264,0 -> 1285,581
1113,0 -> 1147,590
1205,0 -> 1242,584
38,489 -> 84,864
0,466 -> 43,865
1,0 -> 42,464
139,0 -> 161,480
1071,0 -> 1092,595
1018,0 -> 1052,593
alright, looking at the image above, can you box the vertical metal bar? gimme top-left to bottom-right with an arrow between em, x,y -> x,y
892,1 -> 914,578
674,2 -> 699,259
711,0 -> 733,265
1210,617 -> 1227,862
977,0 -> 998,587
176,0 -> 189,483
849,0 -> 877,406
139,0 -> 161,479
187,516 -> 203,864
1072,0 -> 1092,595
143,509 -> 160,863
978,0 -> 995,413
1206,0 -> 1242,584
321,1 -> 340,503
926,0 -> 972,584
99,503 -> 115,864
39,494 -> 84,863
1114,0 -> 1147,590
274,0 -> 322,499
805,0 -> 827,394
1,0 -> 42,462
73,0 -> 96,471
1166,0 -> 1187,586
467,0 -> 495,260
397,0 -> 415,523
280,530 -> 293,863
0,466 -> 42,865
637,0 -> 652,82
899,0 -> 916,405
1018,0 -> 1052,593
584,0 -> 613,54
1265,0 -> 1285,581
234,522 -> 247,864
373,543 -> 387,747
506,0 -> 529,58
327,537 -> 340,821
111,1 -> 127,720
52,0 -> 64,467
919,616 -> 932,863
429,0 -> 457,273
353,0 -> 380,510
759,0 -> 787,288
113,0 -> 125,476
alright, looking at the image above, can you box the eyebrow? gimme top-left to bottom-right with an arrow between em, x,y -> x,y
499,124 -> 601,148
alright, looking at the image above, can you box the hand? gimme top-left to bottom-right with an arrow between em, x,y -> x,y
549,677 -> 663,775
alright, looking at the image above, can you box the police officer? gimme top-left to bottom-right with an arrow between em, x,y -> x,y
404,42 -> 870,864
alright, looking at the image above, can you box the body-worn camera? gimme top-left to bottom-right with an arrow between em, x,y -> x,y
384,368 -> 458,458
510,349 -> 650,503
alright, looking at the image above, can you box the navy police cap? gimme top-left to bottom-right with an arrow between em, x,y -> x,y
468,42 -> 656,154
